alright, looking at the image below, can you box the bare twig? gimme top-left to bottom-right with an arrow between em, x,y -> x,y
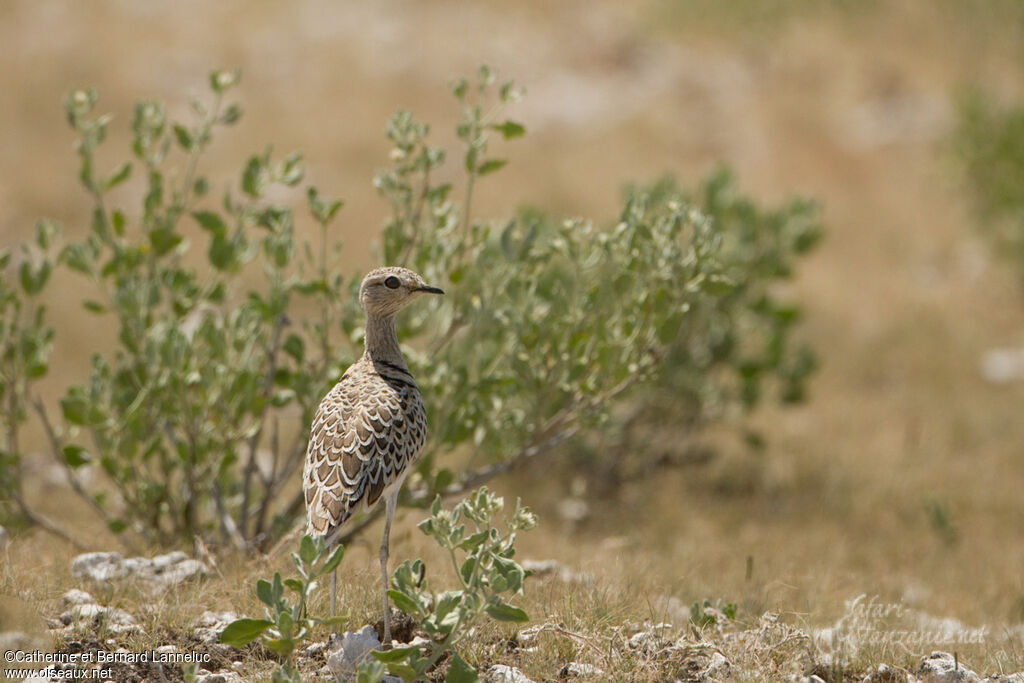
13,493 -> 90,551
240,313 -> 287,538
211,483 -> 247,552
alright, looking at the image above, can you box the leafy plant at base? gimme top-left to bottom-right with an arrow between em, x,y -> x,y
365,487 -> 536,683
219,534 -> 346,682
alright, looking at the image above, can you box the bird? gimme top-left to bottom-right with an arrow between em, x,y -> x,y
303,266 -> 444,645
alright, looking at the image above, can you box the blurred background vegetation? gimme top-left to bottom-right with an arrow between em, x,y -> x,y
2,0 -> 1024,656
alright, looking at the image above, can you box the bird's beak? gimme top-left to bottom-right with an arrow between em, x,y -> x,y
416,285 -> 445,295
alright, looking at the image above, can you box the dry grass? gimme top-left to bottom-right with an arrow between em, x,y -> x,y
3,0 -> 1024,680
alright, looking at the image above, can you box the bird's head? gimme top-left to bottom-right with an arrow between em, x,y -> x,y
359,266 -> 444,318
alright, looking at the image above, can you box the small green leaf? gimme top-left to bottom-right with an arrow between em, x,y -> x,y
445,653 -> 478,683
320,544 -> 346,577
193,210 -> 228,237
242,154 -> 269,198
106,162 -> 132,190
256,579 -> 274,607
219,618 -> 273,648
220,103 -> 243,126
60,394 -> 90,426
491,120 -> 525,139
484,600 -> 529,623
62,445 -> 90,468
263,636 -> 297,657
477,159 -> 507,176
299,534 -> 318,565
386,589 -> 423,616
384,663 -> 419,682
173,124 -> 194,150
370,644 -> 421,663
357,660 -> 386,683
282,334 -> 305,363
278,152 -> 304,186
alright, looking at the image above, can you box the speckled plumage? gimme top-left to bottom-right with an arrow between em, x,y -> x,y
302,266 -> 443,642
303,354 -> 427,544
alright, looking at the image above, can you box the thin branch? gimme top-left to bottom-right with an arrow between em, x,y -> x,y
211,482 -> 247,552
13,493 -> 90,551
240,313 -> 287,537
31,396 -> 120,529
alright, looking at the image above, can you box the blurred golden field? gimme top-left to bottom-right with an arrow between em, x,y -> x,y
3,1 -> 1024,679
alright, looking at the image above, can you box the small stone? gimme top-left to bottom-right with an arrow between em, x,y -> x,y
154,558 -> 207,588
153,645 -> 176,656
561,661 -> 604,677
917,651 -> 980,683
627,623 -> 672,653
981,348 -> 1024,384
60,603 -> 105,625
70,550 -> 209,592
193,611 -> 239,645
520,559 -> 561,576
152,551 -> 189,570
702,652 -> 730,680
194,673 -> 243,683
324,626 -> 381,677
70,552 -> 128,583
864,663 -> 913,682
487,665 -> 536,683
62,589 -> 97,607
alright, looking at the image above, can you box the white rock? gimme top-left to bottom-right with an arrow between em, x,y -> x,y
0,525 -> 8,550
0,631 -> 42,653
701,651 -> 730,680
324,626 -> 381,677
487,665 -> 536,683
154,558 -> 207,588
194,673 -> 243,683
62,589 -> 97,607
520,559 -> 592,584
153,645 -> 176,656
58,602 -> 141,635
562,661 -> 604,677
71,552 -> 129,582
557,498 -> 590,522
917,651 -> 980,683
70,550 -> 208,591
60,603 -> 105,624
193,611 -> 239,644
152,551 -> 189,570
981,348 -> 1024,384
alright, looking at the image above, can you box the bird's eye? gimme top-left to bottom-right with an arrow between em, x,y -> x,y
384,276 -> 401,289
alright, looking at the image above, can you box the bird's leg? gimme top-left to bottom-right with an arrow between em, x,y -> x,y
380,493 -> 397,648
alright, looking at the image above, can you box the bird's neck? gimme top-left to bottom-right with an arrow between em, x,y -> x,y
363,314 -> 407,369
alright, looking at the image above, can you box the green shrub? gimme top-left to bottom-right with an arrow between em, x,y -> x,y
5,65 -> 819,549
52,72 -> 353,547
0,221 -> 61,533
954,90 -> 1024,271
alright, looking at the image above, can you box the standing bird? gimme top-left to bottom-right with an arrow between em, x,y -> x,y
304,266 -> 444,644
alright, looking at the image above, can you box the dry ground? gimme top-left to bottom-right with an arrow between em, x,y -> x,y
3,1 -> 1024,679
